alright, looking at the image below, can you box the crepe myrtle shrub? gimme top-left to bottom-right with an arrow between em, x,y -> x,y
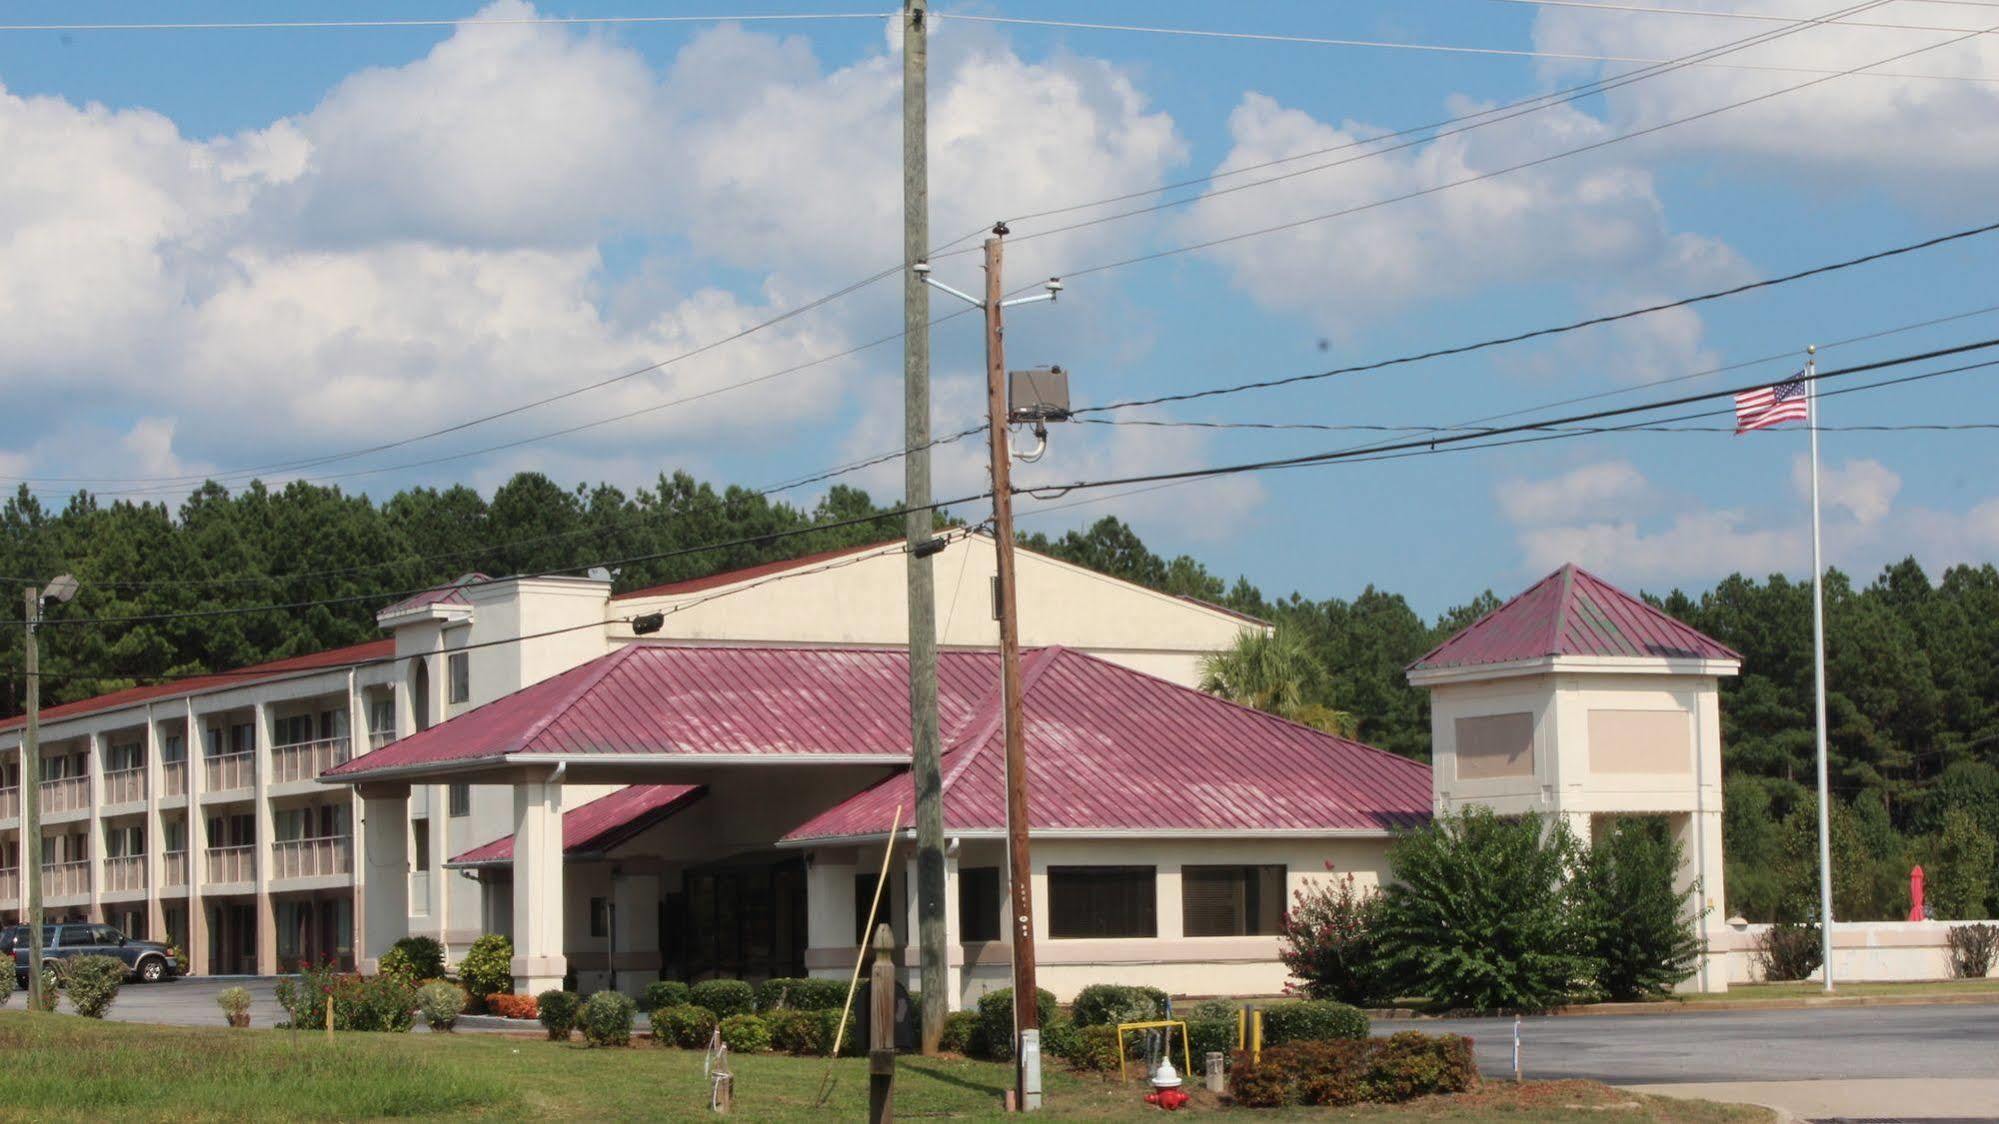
1756,921 -> 1824,982
718,1013 -> 773,1053
458,935 -> 514,1005
975,986 -> 1058,1061
1374,806 -> 1596,1012
689,979 -> 755,1020
1946,923 -> 1998,979
1068,983 -> 1167,1028
580,990 -> 638,1047
1279,866 -> 1388,1006
536,989 -> 582,1041
655,1004 -> 720,1050
417,981 -> 468,1032
63,955 -> 126,1019
643,980 -> 691,1014
1573,816 -> 1704,1001
385,936 -> 446,981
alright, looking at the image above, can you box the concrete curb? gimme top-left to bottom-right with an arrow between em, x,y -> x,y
1554,992 -> 1999,1016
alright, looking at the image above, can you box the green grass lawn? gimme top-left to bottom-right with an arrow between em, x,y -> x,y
0,1012 -> 1767,1122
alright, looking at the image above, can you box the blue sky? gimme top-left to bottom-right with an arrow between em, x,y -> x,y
2,0 -> 1996,616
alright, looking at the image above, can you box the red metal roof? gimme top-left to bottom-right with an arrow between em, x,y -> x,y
609,544 -> 879,601
785,647 -> 1432,841
448,783 -> 704,866
1410,564 -> 1740,672
0,639 -> 396,735
378,572 -> 489,617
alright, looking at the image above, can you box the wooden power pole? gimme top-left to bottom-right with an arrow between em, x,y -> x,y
21,586 -> 45,1012
901,0 -> 949,1056
982,227 -> 1042,1111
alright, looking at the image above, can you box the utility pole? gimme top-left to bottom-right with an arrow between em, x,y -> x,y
900,0 -> 949,1056
919,226 -> 1061,1110
20,574 -> 75,1012
983,226 -> 1040,1111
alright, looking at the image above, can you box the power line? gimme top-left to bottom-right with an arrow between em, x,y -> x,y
1079,417 -> 1999,436
1480,0 -> 1998,34
947,11 -> 1992,82
0,12 -> 893,32
1018,8 -> 1999,292
1072,218 -> 1999,416
1026,338 -> 1999,497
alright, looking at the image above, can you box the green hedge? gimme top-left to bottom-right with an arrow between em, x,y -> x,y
1228,1033 -> 1478,1108
580,991 -> 637,1047
754,976 -> 846,1012
537,990 -> 581,1040
384,936 -> 445,980
458,935 -> 513,1002
643,981 -> 690,1014
689,980 -> 756,1020
939,1009 -> 981,1054
654,1004 -> 720,1049
718,1013 -> 772,1053
1260,1000 -> 1369,1045
974,987 -> 1057,1061
764,1007 -> 827,1055
63,955 -> 125,1019
1069,983 -> 1167,1027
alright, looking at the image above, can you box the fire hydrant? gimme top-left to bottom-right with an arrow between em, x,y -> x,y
1145,1056 -> 1190,1110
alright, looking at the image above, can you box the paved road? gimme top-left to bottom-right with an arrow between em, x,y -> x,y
99,975 -> 289,1028
1407,1005 -> 1999,1086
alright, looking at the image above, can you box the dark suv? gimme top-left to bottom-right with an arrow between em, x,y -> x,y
4,923 -> 180,984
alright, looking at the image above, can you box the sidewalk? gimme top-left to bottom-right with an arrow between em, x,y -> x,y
1624,1078 -> 1999,1121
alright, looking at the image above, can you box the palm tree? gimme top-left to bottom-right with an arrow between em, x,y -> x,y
1198,628 -> 1360,738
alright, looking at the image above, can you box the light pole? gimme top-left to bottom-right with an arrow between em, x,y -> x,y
22,572 -> 78,1013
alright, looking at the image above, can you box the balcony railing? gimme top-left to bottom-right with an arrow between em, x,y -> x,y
204,752 -> 253,793
103,854 -> 147,892
272,738 -> 350,785
39,775 -> 89,815
205,845 -> 254,884
272,835 -> 351,880
162,850 -> 189,888
0,786 -> 16,820
368,730 -> 397,751
103,767 -> 146,805
43,859 -> 91,898
161,762 -> 188,798
0,867 -> 16,902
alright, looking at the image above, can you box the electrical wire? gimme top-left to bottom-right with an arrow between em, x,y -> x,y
1078,417 -> 1999,435
946,11 -> 1992,82
1071,219 -> 1999,416
1479,0 -> 1995,34
0,13 -> 893,33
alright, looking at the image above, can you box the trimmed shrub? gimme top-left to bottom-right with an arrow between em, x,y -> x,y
1260,1000 -> 1369,1045
1575,816 -> 1703,1001
643,980 -> 690,1013
417,980 -> 468,1032
689,979 -> 755,1020
537,989 -> 581,1041
1062,1024 -> 1121,1072
938,1009 -> 981,1054
718,1013 -> 772,1053
489,993 -> 539,1020
217,985 -> 252,1023
1039,1014 -> 1080,1063
1188,1018 -> 1238,1070
1281,868 -> 1388,1006
655,1004 -> 720,1050
1757,921 -> 1824,982
64,955 -> 125,1019
764,1007 -> 825,1055
1189,999 -> 1237,1023
815,1008 -> 864,1058
34,968 -> 61,1013
1226,1034 -> 1477,1108
276,964 -> 417,1032
975,987 -> 1057,1061
1069,983 -> 1167,1028
580,990 -> 637,1047
1948,923 -> 1998,978
459,934 -> 514,1004
0,966 -> 14,1007
755,976 -> 846,1012
1375,806 -> 1594,1012
386,936 -> 445,981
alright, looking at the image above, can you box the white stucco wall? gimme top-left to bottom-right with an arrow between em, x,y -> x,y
1721,920 -> 1995,983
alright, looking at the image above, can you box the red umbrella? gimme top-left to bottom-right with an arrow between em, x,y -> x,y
1908,864 -> 1927,921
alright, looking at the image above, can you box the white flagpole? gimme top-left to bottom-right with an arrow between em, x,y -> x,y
1806,345 -> 1835,992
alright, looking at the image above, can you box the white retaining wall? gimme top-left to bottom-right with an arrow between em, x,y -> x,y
1721,920 -> 1994,983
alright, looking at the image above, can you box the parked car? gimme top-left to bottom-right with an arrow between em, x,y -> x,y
5,923 -> 180,984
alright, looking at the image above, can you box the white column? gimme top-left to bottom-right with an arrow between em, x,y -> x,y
86,732 -> 105,923
186,701 -> 208,975
346,675 -> 368,969
357,783 -> 411,973
511,772 -> 566,993
805,850 -> 858,978
941,849 -> 964,1011
252,702 -> 277,975
143,707 -> 165,940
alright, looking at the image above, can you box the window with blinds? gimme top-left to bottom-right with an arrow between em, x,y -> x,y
1181,865 -> 1286,937
1048,866 -> 1157,939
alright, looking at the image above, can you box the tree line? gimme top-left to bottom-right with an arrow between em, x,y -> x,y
5,475 -> 1995,920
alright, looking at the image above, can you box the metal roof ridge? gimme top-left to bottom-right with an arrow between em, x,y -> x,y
1550,563 -> 1578,658
935,645 -> 1066,796
509,644 -> 649,756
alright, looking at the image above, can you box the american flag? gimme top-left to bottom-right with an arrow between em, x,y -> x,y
1734,373 -> 1810,434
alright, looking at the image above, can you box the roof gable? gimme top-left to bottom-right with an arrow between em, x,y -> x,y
449,784 -> 704,866
1410,564 -> 1740,672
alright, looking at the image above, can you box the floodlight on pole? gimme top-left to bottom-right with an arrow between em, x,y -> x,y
22,571 -> 77,1013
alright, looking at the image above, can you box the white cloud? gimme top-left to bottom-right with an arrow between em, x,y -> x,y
1793,454 -> 1900,526
1498,459 -> 1652,525
1173,92 -> 1747,335
1516,506 -> 1802,583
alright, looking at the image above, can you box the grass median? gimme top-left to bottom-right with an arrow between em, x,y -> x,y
0,1012 -> 1768,1121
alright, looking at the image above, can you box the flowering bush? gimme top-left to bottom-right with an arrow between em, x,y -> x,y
488,993 -> 539,1020
1279,866 -> 1387,1006
275,962 -> 417,1032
